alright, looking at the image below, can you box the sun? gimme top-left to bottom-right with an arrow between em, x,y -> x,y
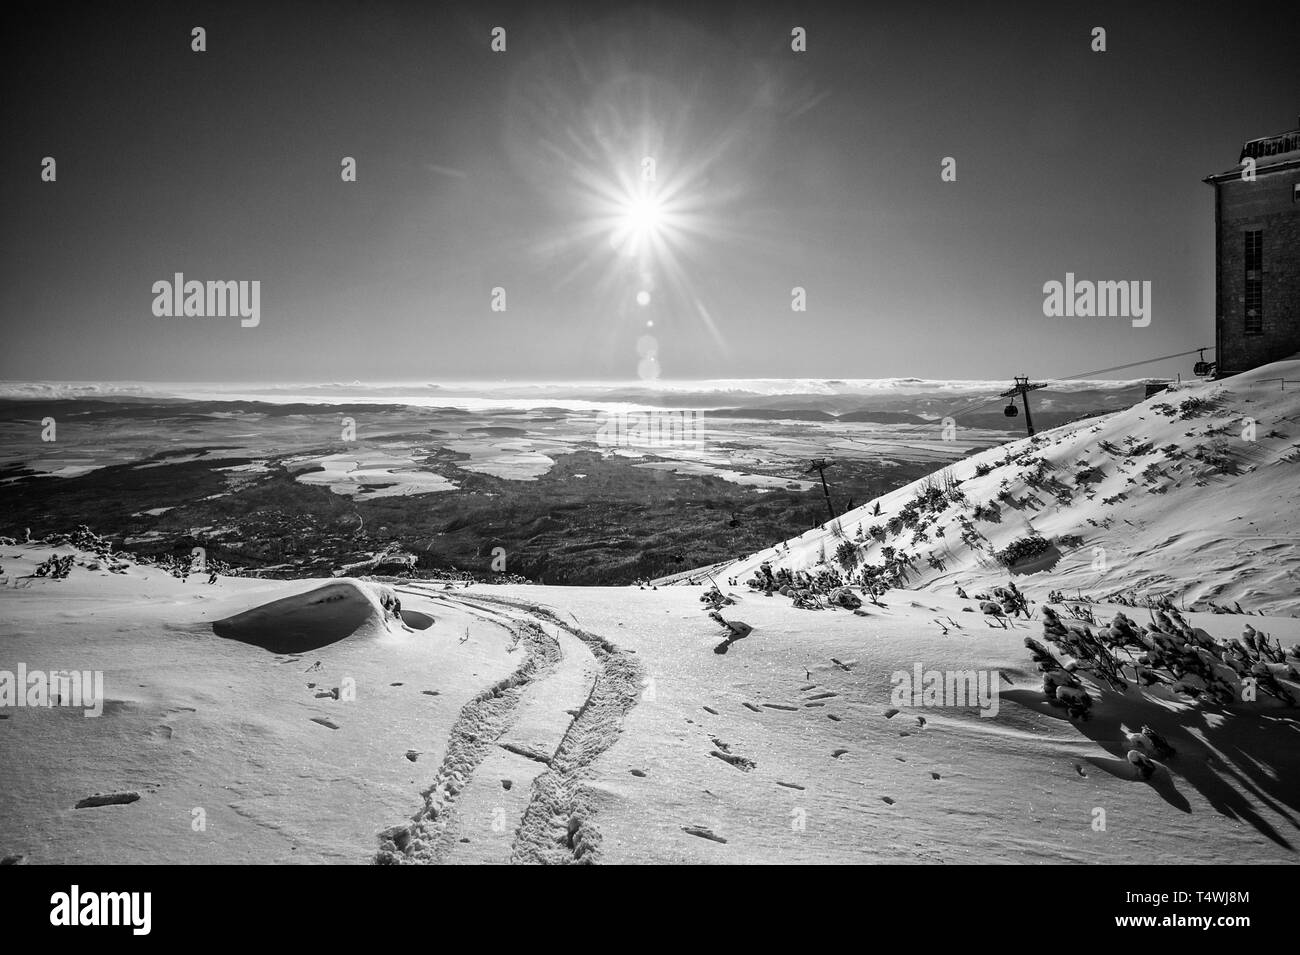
621,194 -> 664,236
607,190 -> 670,259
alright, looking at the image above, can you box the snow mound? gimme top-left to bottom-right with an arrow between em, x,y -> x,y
703,360 -> 1300,614
212,579 -> 421,652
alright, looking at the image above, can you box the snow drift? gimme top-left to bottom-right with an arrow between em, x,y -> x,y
213,579 -> 430,653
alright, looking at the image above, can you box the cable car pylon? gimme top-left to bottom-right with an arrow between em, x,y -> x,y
805,458 -> 837,521
936,348 -> 1215,444
999,376 -> 1047,437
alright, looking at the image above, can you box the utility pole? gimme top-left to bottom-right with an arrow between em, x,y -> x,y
999,376 -> 1047,437
806,458 -> 836,521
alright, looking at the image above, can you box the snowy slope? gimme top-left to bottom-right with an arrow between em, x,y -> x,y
0,558 -> 522,863
3,556 -> 1297,864
702,360 -> 1300,616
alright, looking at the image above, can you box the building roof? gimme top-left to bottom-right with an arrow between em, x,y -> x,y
1239,128 -> 1300,164
1203,123 -> 1300,184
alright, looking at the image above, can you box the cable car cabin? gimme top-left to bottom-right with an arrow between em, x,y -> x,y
1003,402 -> 1018,417
1193,348 -> 1215,377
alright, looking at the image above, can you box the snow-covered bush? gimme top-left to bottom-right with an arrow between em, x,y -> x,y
34,554 -> 75,580
1032,606 -> 1298,710
1024,633 -> 1093,719
834,540 -> 860,573
994,535 -> 1051,568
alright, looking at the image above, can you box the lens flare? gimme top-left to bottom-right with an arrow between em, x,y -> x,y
501,12 -> 820,371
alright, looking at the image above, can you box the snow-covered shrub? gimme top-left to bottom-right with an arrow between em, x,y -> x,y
957,515 -> 985,550
994,535 -> 1051,568
1075,464 -> 1103,485
1190,438 -> 1236,474
1034,606 -> 1298,710
1024,633 -> 1093,719
834,540 -> 860,573
34,554 -> 75,580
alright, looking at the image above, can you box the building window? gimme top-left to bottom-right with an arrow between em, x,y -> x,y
1244,230 -> 1263,335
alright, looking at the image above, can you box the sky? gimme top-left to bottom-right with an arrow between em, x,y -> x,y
1,0 -> 1296,384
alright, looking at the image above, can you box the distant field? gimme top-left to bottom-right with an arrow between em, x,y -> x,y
0,398 -> 987,584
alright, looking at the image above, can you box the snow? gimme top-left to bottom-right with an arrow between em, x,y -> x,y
0,565 -> 518,863
709,360 -> 1300,615
289,453 -> 458,497
3,558 -> 1296,863
2,360 -> 1298,865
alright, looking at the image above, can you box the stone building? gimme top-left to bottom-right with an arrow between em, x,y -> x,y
1203,121 -> 1300,377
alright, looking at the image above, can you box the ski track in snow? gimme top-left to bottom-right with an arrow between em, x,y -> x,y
375,588 -> 643,864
